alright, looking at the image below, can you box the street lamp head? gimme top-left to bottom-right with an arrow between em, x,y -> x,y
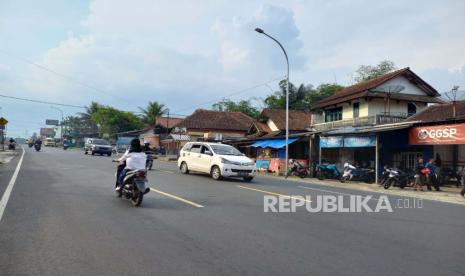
254,27 -> 264,34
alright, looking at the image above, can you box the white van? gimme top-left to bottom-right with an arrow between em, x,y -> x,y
177,142 -> 256,181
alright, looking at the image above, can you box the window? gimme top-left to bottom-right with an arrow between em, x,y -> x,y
353,102 -> 360,118
210,144 -> 242,156
393,152 -> 423,170
325,107 -> 343,122
200,145 -> 211,154
408,103 -> 417,117
190,144 -> 201,153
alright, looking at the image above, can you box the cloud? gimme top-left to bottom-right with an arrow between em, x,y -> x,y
212,4 -> 305,73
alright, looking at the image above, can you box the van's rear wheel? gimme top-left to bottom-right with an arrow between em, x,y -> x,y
211,166 -> 222,180
180,162 -> 189,174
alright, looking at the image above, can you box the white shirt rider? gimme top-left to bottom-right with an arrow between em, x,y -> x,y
117,149 -> 146,171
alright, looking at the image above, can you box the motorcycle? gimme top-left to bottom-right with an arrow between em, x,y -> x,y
288,159 -> 308,178
63,141 -> 69,150
383,167 -> 415,189
340,163 -> 375,183
438,167 -> 460,187
146,152 -> 154,170
28,142 -> 34,148
114,161 -> 150,206
316,162 -> 340,180
8,141 -> 16,150
34,143 -> 41,152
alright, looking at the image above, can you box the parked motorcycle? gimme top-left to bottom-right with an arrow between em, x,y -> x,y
288,159 -> 308,178
113,161 -> 150,206
340,163 -> 375,183
316,162 -> 340,180
383,167 -> 415,189
438,167 -> 460,187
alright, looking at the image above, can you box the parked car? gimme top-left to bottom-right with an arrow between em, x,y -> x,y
44,138 -> 56,147
84,138 -> 112,156
178,142 -> 256,181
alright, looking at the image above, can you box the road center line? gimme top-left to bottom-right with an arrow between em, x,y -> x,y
0,146 -> 25,222
237,185 -> 312,203
297,185 -> 379,201
149,187 -> 204,208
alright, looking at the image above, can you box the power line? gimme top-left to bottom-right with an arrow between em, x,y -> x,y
0,49 -> 137,106
172,76 -> 283,113
0,93 -> 86,108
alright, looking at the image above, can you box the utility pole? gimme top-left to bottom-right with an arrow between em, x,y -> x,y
255,27 -> 290,178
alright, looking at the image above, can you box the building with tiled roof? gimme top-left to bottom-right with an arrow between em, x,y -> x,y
310,67 -> 443,131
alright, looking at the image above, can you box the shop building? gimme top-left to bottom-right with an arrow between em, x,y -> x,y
310,67 -> 443,182
405,101 -> 465,173
228,108 -> 312,174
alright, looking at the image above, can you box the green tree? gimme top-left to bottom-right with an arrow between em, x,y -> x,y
353,60 -> 397,83
91,106 -> 143,138
139,101 -> 168,126
212,99 -> 260,118
307,83 -> 344,105
264,80 -> 314,110
78,101 -> 102,135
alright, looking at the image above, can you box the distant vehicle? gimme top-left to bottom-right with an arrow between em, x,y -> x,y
178,142 -> 255,181
44,138 -> 56,147
34,140 -> 42,152
115,136 -> 133,154
84,138 -> 112,156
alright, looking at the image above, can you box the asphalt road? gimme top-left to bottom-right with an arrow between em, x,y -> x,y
0,147 -> 464,276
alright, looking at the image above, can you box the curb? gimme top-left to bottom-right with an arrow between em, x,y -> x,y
258,173 -> 465,206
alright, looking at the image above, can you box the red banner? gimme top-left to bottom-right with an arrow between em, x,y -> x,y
409,123 -> 465,145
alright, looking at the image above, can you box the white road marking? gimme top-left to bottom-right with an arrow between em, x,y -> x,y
237,185 -> 312,203
0,146 -> 25,222
150,187 -> 204,208
297,185 -> 380,201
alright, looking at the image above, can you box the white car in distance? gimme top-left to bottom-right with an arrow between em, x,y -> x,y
178,142 -> 256,181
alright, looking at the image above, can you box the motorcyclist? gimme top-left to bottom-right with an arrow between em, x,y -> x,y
8,138 -> 16,150
114,138 -> 146,191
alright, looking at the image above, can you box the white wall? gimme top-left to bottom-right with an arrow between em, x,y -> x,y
267,119 -> 279,131
375,76 -> 428,96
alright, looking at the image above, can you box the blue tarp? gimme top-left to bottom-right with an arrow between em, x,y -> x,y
250,138 -> 298,149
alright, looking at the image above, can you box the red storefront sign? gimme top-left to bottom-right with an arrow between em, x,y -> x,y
409,123 -> 465,145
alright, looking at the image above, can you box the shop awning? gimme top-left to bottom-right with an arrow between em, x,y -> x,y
250,138 -> 298,149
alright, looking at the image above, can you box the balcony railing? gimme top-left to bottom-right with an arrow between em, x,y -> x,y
312,114 -> 408,132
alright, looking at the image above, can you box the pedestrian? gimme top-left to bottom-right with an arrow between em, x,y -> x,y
413,157 -> 426,191
460,166 -> 465,198
435,153 -> 443,185
426,158 -> 440,191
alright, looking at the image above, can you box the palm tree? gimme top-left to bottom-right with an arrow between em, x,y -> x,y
139,101 -> 168,126
78,101 -> 101,136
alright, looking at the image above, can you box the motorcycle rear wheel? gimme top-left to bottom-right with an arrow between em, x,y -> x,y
130,189 -> 143,207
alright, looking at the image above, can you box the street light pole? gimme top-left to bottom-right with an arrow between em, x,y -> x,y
50,106 -> 64,144
255,27 -> 290,178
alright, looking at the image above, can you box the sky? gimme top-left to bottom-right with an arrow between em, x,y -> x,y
1,0 -> 464,137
